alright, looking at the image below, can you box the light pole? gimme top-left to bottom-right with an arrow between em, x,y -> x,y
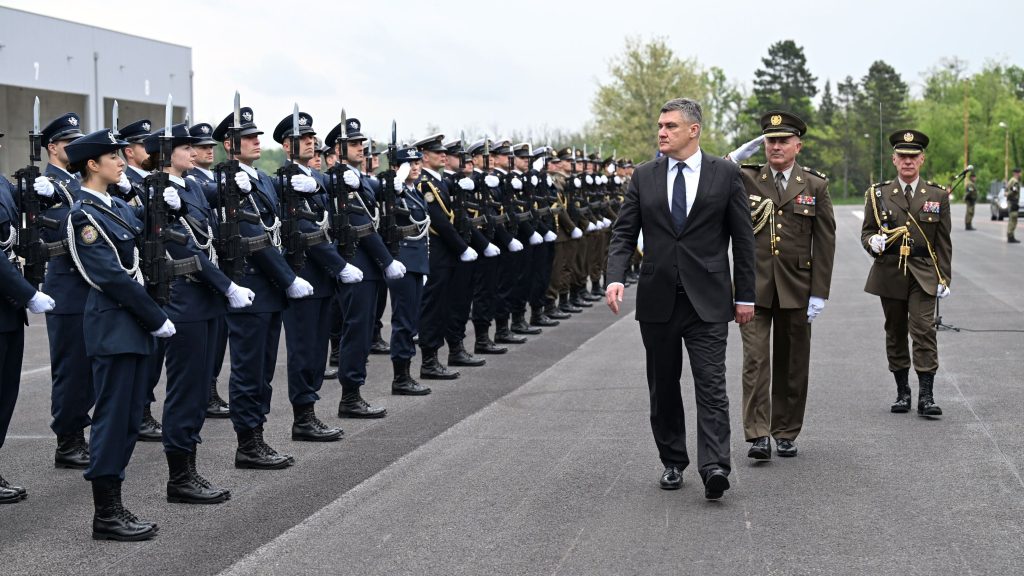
999,121 -> 1009,182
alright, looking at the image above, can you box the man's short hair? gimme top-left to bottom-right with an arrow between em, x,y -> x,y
660,98 -> 703,126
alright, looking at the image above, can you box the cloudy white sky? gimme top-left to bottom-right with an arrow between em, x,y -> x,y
3,0 -> 1021,145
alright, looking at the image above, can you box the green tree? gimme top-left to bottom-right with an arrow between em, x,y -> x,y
818,80 -> 836,126
857,60 -> 910,183
751,40 -> 818,122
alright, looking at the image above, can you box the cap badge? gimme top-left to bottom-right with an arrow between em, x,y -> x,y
904,132 -> 914,142
242,111 -> 253,122
68,117 -> 79,127
770,115 -> 782,126
201,125 -> 211,134
142,122 -> 151,131
348,120 -> 358,130
299,116 -> 309,126
107,131 -> 118,144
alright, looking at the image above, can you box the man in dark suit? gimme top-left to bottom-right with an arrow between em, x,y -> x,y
606,98 -> 756,500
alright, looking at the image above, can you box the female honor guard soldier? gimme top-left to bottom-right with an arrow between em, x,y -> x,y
64,129 -> 180,541
143,124 -> 255,503
386,147 -> 432,395
1,133 -> 57,503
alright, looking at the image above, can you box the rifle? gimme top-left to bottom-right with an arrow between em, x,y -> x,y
212,92 -> 271,281
501,149 -> 521,236
141,95 -> 202,306
380,121 -> 407,257
276,103 -> 327,272
13,96 -> 67,287
452,131 -> 473,243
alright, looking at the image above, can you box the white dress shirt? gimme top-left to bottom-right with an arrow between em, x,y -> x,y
80,186 -> 112,207
770,165 -> 795,191
897,177 -> 920,198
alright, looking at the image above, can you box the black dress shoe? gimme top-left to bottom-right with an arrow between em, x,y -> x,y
55,431 -> 90,469
703,468 -> 730,500
511,314 -> 542,334
474,337 -> 508,355
0,474 -> 26,503
571,295 -> 593,308
324,367 -> 339,379
495,330 -> 527,344
448,347 -> 486,367
775,438 -> 797,457
530,311 -> 560,327
659,466 -> 683,490
292,404 -> 344,442
544,305 -> 571,320
747,437 -> 771,460
138,405 -> 163,442
338,390 -> 388,418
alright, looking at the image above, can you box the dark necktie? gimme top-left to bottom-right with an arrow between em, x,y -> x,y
775,171 -> 786,193
905,183 -> 913,204
671,163 -> 687,234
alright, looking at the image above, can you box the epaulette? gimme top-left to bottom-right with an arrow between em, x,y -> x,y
872,180 -> 892,189
925,180 -> 947,191
802,167 -> 827,180
740,163 -> 762,171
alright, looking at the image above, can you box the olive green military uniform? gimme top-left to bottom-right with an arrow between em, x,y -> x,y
547,172 -> 579,302
963,178 -> 977,230
739,162 -> 836,442
1007,175 -> 1020,241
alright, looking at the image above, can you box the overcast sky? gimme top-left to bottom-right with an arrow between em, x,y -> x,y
3,0 -> 1021,146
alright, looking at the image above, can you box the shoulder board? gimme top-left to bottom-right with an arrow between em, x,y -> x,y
740,163 -> 763,171
872,180 -> 892,188
802,167 -> 827,180
925,181 -> 947,191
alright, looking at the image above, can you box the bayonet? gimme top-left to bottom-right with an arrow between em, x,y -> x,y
111,100 -> 120,138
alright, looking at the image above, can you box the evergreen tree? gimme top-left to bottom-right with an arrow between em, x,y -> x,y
751,40 -> 818,122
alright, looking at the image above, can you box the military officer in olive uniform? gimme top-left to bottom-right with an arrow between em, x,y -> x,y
737,111 -> 836,459
963,171 -> 977,231
1007,168 -> 1021,243
861,130 -> 952,418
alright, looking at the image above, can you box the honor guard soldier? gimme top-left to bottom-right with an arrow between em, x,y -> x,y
212,106 -> 315,469
861,130 -> 952,417
1,131 -> 57,503
963,171 -> 977,231
736,111 -> 836,459
64,129 -> 179,540
508,142 -> 546,335
33,113 -> 96,470
187,122 -> 231,418
142,124 -> 244,503
326,116 -> 405,418
485,138 -> 528,345
272,111 -> 350,441
415,134 -> 480,378
546,148 -> 584,316
525,146 -> 561,327
1007,168 -> 1021,243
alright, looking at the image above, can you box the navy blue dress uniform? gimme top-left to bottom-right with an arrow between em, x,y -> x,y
186,122 -> 231,418
63,129 -> 167,540
1,168 -> 44,503
507,143 -> 546,335
487,142 -> 531,345
212,107 -> 302,469
271,112 -> 345,442
324,118 -> 394,418
142,125 -> 233,504
37,113 -> 95,469
526,146 -> 560,327
384,147 -> 432,395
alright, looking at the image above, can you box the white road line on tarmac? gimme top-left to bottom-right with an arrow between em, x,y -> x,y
20,366 -> 49,377
851,210 -> 864,220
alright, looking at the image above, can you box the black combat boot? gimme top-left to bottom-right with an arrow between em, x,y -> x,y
544,301 -> 571,320
447,340 -> 486,366
420,350 -> 460,380
917,372 -> 943,417
328,334 -> 340,366
255,425 -> 295,464
1009,235 -> 1021,244
234,428 -> 291,469
570,289 -> 593,308
292,403 -> 344,442
187,449 -> 231,501
91,476 -> 157,541
474,326 -> 508,354
138,404 -> 163,442
559,293 -> 583,314
392,359 -> 432,395
206,380 -> 230,418
495,317 -> 527,344
890,368 -> 912,413
166,451 -> 231,504
338,388 -> 388,418
530,306 -> 560,327
369,328 -> 390,354
511,311 -> 542,334
588,280 -> 605,299
55,430 -> 90,469
0,473 -> 27,504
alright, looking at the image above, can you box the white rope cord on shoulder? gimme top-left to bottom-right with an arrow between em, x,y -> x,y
1,224 -> 17,258
245,194 -> 282,248
66,211 -> 143,292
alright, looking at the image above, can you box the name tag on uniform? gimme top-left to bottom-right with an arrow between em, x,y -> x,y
795,195 -> 815,206
923,201 -> 941,214
749,194 -> 762,202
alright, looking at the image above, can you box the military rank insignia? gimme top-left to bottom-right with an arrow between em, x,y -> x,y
922,201 -> 941,214
80,225 -> 99,244
795,195 -> 816,206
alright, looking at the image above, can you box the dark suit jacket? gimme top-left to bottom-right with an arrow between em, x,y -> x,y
606,151 -> 755,324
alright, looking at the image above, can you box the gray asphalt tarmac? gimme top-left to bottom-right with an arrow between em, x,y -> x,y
4,204 -> 1024,576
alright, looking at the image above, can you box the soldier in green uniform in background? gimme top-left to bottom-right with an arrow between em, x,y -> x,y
1007,168 -> 1021,243
963,171 -> 977,231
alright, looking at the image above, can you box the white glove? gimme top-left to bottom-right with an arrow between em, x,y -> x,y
614,176 -> 622,185
26,291 -> 55,314
343,170 -> 361,189
868,233 -> 887,254
117,173 -> 132,193
392,177 -> 403,192
460,247 -> 478,262
339,263 -> 364,284
532,158 -> 545,171
600,175 -> 609,185
806,296 -> 826,324
511,177 -> 522,190
286,277 -> 314,299
162,187 -> 182,210
586,222 -> 597,232
530,175 -> 539,186
34,176 -> 55,197
728,135 -> 765,164
546,175 -> 553,187
396,162 -> 412,184
483,243 -> 501,257
936,284 -> 950,299
384,260 -> 407,280
234,171 -> 252,193
570,228 -> 583,239
484,174 -> 500,188
585,175 -> 594,185
543,230 -> 557,242
458,177 -> 475,191
528,231 -> 543,245
572,177 -> 582,188
290,174 -> 318,193
225,282 -> 255,309
151,319 -> 176,338
602,217 -> 612,227
508,238 -> 524,252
